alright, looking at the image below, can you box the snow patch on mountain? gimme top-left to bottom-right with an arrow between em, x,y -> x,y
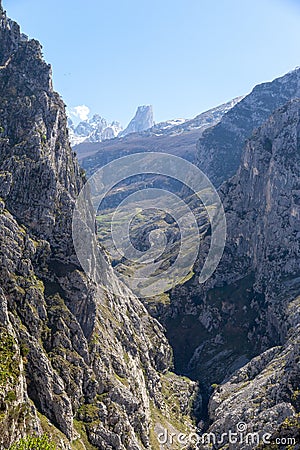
68,114 -> 123,146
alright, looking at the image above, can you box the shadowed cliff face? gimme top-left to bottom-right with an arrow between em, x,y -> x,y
161,100 -> 300,447
0,4 -> 197,449
199,99 -> 300,449
0,14 -> 82,262
72,57 -> 300,449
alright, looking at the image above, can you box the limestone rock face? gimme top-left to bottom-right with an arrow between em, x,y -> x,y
201,100 -> 300,447
0,4 -> 196,449
163,100 -> 300,447
119,106 -> 154,137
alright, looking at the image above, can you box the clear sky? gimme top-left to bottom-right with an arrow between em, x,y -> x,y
2,0 -> 300,126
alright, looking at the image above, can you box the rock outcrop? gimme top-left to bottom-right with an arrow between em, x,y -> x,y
119,106 -> 154,137
202,99 -> 300,448
0,4 -> 196,449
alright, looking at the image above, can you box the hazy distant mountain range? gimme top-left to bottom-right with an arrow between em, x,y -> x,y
67,115 -> 123,146
68,98 -> 243,149
74,97 -> 243,169
68,104 -> 155,146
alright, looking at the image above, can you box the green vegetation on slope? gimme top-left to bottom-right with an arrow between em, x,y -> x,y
9,434 -> 56,450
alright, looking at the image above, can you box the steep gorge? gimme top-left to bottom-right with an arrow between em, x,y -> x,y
0,4 -> 196,449
0,2 -> 300,450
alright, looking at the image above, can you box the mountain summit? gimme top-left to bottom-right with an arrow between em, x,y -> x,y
68,114 -> 122,146
67,105 -> 154,145
119,105 -> 154,137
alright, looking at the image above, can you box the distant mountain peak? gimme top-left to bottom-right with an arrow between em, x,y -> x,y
68,98 -> 243,148
68,104 -> 155,146
119,104 -> 154,137
68,113 -> 123,146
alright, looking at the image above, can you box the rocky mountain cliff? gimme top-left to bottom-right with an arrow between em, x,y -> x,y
0,4 -> 196,449
159,99 -> 300,447
73,75 -> 300,448
1,1 -> 300,449
119,106 -> 154,138
203,99 -> 300,447
197,67 -> 300,187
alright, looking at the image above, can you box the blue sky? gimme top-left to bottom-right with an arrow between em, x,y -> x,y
3,0 -> 300,126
